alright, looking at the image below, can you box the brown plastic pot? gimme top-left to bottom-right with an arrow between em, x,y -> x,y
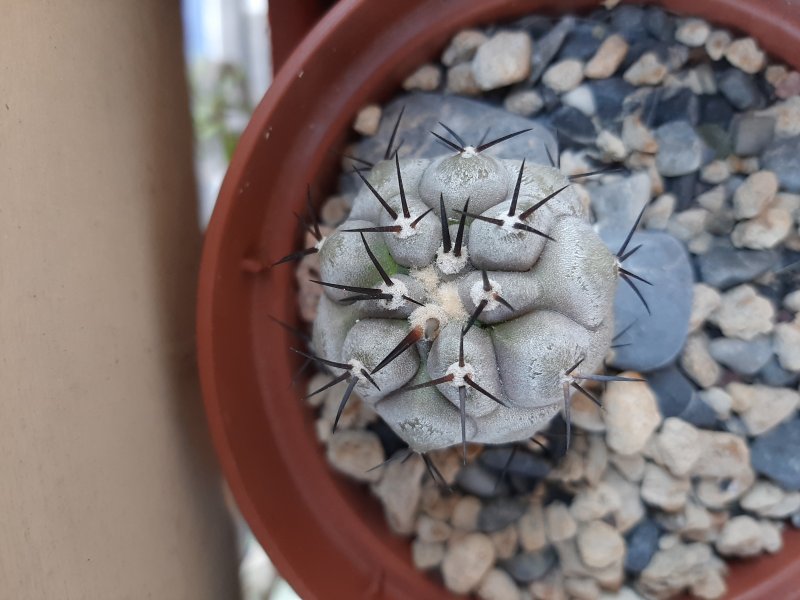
198,1 -> 800,598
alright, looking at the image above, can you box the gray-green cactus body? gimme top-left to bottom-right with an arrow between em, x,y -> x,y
312,146 -> 618,453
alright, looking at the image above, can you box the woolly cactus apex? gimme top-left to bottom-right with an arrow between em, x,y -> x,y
282,120 -> 652,464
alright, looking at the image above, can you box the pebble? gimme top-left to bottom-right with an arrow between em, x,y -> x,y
570,391 -> 606,433
503,90 -> 544,117
741,480 -> 796,517
491,525 -> 520,560
705,29 -> 731,61
442,29 -> 488,66
732,114 -> 775,156
696,185 -> 726,212
786,290 -> 800,312
446,63 -> 481,95
732,207 -> 794,249
675,18 -> 710,47
477,568 -> 521,600
655,121 -> 704,176
543,59 -> 584,93
751,419 -> 800,490
563,85 -> 597,116
452,496 -> 482,530
545,501 -> 578,543
416,514 -> 452,543
585,34 -> 629,79
680,333 -> 721,389
372,455 -> 426,534
326,429 -> 385,482
623,52 -> 668,86
709,284 -> 775,340
529,568 -> 568,600
708,335 -> 773,376
602,231 -> 694,372
690,568 -> 727,599
647,366 -> 716,428
732,170 -> 779,219
402,63 -> 441,91
353,104 -> 381,136
518,503 -> 547,553
733,383 -> 800,435
457,463 -> 509,498
697,238 -> 779,289
624,519 -> 660,574
638,542 -> 712,598
640,463 -> 691,512
760,520 -> 784,553
412,539 -> 445,570
715,515 -> 764,557
570,482 -> 621,522
698,387 -> 733,420
590,78 -> 636,122
603,375 -> 661,455
700,160 -> 730,184
762,97 -> 800,138
550,105 -> 596,146
596,130 -> 627,162
643,193 -> 675,230
759,356 -> 800,387
529,16 -> 574,83
441,533 -> 497,594
503,548 -> 557,584
479,498 -> 527,533
688,283 -> 721,332
620,115 -> 657,155
666,207 -> 709,243
724,38 -> 766,74
610,452 -> 646,482
763,135 -> 800,192
644,6 -> 675,41
473,31 -> 533,90
775,319 -> 800,371
605,467 -> 647,533
776,71 -> 800,99
653,417 -> 702,477
564,577 -> 600,600
717,68 -> 764,111
691,430 -> 755,504
578,521 -> 625,570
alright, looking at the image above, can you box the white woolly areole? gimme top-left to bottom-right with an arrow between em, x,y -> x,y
409,266 -> 467,322
378,278 -> 408,310
347,358 -> 368,380
498,213 -> 521,233
470,278 -> 502,312
394,216 -> 418,239
460,146 -> 478,158
435,244 -> 469,275
409,304 -> 449,339
445,362 -> 475,387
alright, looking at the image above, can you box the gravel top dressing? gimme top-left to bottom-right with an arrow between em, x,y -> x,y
286,5 -> 800,599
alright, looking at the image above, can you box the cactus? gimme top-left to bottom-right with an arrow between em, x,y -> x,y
278,113 -> 650,466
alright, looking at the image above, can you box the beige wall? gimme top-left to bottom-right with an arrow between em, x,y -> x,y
0,2 -> 239,598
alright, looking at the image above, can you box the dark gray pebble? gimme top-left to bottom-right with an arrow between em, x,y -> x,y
708,335 -> 773,376
731,114 -> 775,156
697,238 -> 780,289
751,419 -> 800,491
479,447 -> 552,480
503,548 -> 557,583
602,231 -> 694,373
478,497 -> 527,533
763,136 -> 800,193
625,519 -> 661,574
717,69 -> 765,111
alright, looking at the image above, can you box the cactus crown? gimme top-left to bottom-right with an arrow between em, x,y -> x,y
278,111 -> 650,468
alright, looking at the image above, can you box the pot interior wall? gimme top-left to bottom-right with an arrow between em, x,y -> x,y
198,1 -> 800,598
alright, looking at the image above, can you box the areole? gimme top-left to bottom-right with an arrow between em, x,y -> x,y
197,1 -> 800,598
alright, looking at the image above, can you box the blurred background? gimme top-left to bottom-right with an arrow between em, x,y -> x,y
182,1 -> 294,598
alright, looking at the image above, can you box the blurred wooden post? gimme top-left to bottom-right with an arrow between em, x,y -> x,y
0,2 -> 240,598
